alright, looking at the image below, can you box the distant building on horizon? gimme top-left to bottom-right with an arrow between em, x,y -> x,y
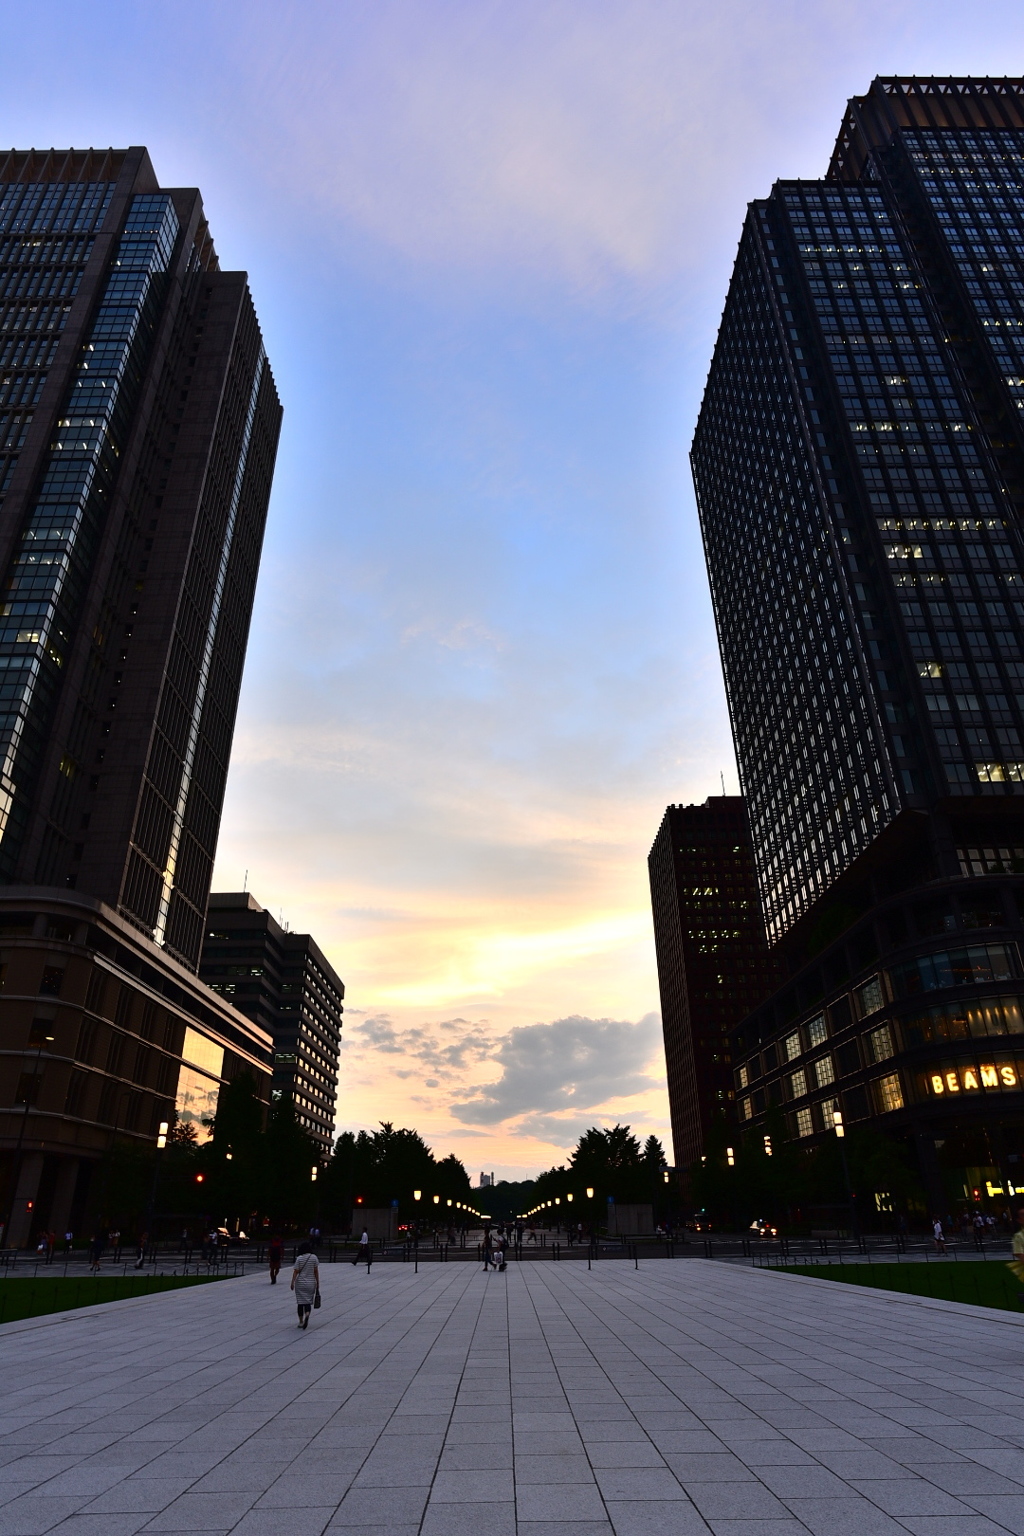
199,893 -> 344,1155
0,148 -> 281,1245
648,797 -> 777,1169
692,78 -> 1024,1206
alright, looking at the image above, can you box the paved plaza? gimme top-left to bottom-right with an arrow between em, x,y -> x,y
1,1260 -> 1023,1536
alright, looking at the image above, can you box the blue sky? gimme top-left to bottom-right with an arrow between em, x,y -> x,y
4,2 -> 1024,1176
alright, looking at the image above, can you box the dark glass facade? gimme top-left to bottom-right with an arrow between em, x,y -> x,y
200,894 -> 344,1156
0,149 -> 281,970
693,80 -> 1024,1207
0,150 -> 279,1244
648,797 -> 777,1168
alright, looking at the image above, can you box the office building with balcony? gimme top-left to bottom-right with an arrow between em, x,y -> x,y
692,79 -> 1024,1207
648,797 -> 777,1169
0,148 -> 280,1243
200,893 -> 343,1156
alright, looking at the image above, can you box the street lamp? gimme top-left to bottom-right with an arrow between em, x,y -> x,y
142,1120 -> 171,1259
726,1146 -> 735,1167
413,1190 -> 421,1201
832,1108 -> 859,1239
763,1134 -> 772,1157
566,1193 -> 573,1202
433,1194 -> 440,1205
311,1165 -> 318,1182
2,1027 -> 54,1247
586,1187 -> 594,1200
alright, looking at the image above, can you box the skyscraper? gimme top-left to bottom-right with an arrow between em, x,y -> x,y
648,797 -> 776,1168
0,149 -> 280,1243
693,80 -> 1024,1202
200,893 -> 344,1156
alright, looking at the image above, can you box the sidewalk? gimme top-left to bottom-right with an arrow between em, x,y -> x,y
0,1258 -> 1022,1534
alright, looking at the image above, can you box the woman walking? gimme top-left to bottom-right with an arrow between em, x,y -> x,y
290,1240 -> 319,1328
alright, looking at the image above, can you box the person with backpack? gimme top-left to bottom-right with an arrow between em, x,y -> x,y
290,1241 -> 320,1329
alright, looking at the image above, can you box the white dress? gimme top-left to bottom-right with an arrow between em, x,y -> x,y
293,1252 -> 319,1304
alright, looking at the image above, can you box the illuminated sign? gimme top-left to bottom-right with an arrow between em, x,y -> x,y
928,1062 -> 1019,1094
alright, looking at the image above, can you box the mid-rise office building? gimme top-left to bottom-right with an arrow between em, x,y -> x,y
692,79 -> 1024,1206
200,894 -> 343,1155
0,148 -> 280,1242
648,797 -> 777,1168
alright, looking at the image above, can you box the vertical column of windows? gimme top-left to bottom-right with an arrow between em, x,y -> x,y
694,204 -> 894,944
0,183 -> 113,504
0,193 -> 179,876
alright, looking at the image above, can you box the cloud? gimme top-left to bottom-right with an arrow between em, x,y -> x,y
450,1012 -> 661,1125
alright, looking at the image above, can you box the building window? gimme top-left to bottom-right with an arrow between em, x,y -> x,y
874,1072 -> 904,1113
890,944 -> 1017,996
740,1096 -> 752,1120
857,976 -> 885,1016
868,1024 -> 895,1062
795,1106 -> 814,1137
807,1014 -> 827,1047
789,1068 -> 807,1098
737,1063 -> 749,1089
783,1031 -> 801,1061
39,965 -> 65,996
813,1055 -> 835,1088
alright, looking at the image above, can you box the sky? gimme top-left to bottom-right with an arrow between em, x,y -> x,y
3,1 -> 1024,1180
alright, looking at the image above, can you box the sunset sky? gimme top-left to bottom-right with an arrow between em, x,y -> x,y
4,1 -> 1024,1179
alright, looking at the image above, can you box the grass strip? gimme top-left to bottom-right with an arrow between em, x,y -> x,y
0,1273 -> 229,1324
784,1260 -> 1024,1313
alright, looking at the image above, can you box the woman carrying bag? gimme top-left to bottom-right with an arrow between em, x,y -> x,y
290,1241 -> 320,1328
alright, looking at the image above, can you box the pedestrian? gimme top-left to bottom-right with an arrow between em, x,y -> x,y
482,1230 -> 494,1272
268,1234 -> 284,1284
352,1228 -> 371,1268
134,1232 -> 148,1270
932,1215 -> 946,1254
290,1240 -> 319,1329
1009,1208 -> 1024,1279
496,1233 -> 507,1272
63,1230 -> 73,1256
88,1232 -> 104,1273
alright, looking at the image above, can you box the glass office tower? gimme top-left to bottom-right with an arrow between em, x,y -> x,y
692,81 -> 1024,1205
0,149 -> 280,1245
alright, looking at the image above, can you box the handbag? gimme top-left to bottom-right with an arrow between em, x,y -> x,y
314,1286 -> 322,1309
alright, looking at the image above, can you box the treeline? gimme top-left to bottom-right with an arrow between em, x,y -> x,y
319,1123 -> 473,1221
527,1125 -> 671,1216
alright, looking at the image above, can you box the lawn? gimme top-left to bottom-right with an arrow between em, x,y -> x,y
0,1273 -> 231,1324
785,1259 -> 1024,1312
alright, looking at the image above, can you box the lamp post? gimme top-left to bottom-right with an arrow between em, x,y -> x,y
2,1028 -> 54,1248
833,1109 -> 859,1239
142,1120 -> 169,1262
